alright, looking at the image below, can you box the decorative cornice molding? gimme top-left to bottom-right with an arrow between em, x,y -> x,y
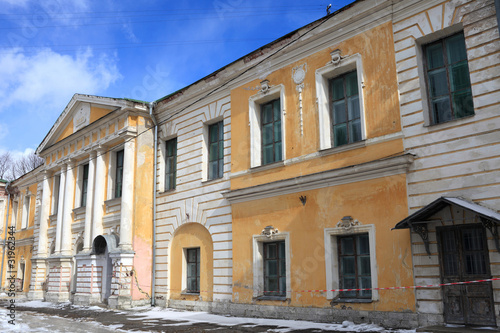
224,154 -> 414,203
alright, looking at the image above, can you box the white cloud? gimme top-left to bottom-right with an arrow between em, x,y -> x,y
0,48 -> 122,114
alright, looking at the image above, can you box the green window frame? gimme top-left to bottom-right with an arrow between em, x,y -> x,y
165,138 -> 177,191
263,241 -> 286,297
186,247 -> 200,293
208,121 -> 224,180
80,163 -> 89,207
261,99 -> 282,165
329,70 -> 362,147
424,32 -> 474,124
114,150 -> 124,198
338,233 -> 371,299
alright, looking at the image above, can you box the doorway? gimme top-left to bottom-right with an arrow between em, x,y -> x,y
437,224 -> 496,326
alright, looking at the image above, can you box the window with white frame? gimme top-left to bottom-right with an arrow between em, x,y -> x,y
207,121 -> 224,180
114,150 -> 124,198
249,84 -> 285,168
253,231 -> 291,299
164,138 -> 177,191
422,31 -> 473,124
316,53 -> 366,151
21,195 -> 30,229
324,220 -> 378,301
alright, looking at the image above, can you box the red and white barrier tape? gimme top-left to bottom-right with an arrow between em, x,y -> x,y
164,278 -> 500,294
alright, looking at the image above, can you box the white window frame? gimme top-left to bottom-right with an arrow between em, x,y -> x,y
415,23 -> 466,126
324,223 -> 378,301
315,53 -> 366,150
21,195 -> 30,229
106,147 -> 124,200
252,232 -> 291,299
202,117 -> 225,181
249,84 -> 286,168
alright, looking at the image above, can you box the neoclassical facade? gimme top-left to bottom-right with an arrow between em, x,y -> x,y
28,94 -> 155,307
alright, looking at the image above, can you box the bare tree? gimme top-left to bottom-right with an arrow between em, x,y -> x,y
12,152 -> 44,179
0,151 -> 13,181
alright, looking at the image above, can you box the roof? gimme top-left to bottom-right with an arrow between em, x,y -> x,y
0,179 -> 7,184
154,0 -> 363,105
393,197 -> 500,229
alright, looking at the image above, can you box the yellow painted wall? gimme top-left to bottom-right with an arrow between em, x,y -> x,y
55,106 -> 114,144
169,223 -> 214,302
231,174 -> 415,311
230,22 -> 402,189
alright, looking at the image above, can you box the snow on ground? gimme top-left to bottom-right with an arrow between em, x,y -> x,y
2,300 -> 419,332
128,307 -> 417,333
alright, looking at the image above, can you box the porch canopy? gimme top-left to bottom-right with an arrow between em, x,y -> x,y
393,197 -> 500,254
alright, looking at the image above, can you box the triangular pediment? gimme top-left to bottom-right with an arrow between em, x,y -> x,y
36,94 -> 133,155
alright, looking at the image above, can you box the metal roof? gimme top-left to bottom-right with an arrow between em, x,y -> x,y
393,197 -> 500,229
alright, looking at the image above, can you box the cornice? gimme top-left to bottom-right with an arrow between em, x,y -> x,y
223,154 -> 414,203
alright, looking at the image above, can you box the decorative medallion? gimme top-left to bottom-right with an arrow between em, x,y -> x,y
336,216 -> 360,230
260,79 -> 270,94
292,63 -> 307,85
261,225 -> 279,238
328,49 -> 343,66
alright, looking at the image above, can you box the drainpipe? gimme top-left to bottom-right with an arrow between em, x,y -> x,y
495,0 -> 500,30
148,102 -> 158,306
0,182 -> 12,290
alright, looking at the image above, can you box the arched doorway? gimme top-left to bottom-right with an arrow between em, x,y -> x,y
92,235 -> 115,303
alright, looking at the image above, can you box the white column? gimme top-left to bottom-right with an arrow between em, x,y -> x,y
92,147 -> 107,242
55,165 -> 66,254
37,170 -> 51,257
83,151 -> 96,251
61,159 -> 75,256
119,139 -> 135,251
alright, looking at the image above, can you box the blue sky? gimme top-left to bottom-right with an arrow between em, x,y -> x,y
0,0 -> 356,158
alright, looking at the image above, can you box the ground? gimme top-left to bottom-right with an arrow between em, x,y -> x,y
0,299 -> 418,333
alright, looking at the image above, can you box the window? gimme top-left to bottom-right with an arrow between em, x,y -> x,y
424,32 -> 473,124
315,53 -> 365,151
248,84 -> 285,168
80,163 -> 89,207
338,233 -> 371,299
253,232 -> 291,299
165,138 -> 177,190
21,196 -> 30,229
18,262 -> 25,291
324,222 -> 378,301
208,121 -> 224,179
114,150 -> 124,198
263,241 -> 286,296
329,71 -> 362,147
186,248 -> 200,293
261,99 -> 282,165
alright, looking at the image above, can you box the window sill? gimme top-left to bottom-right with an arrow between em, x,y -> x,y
330,298 -> 373,304
424,113 -> 475,129
250,161 -> 285,173
201,176 -> 224,185
319,140 -> 366,156
255,295 -> 288,301
72,206 -> 86,215
181,292 -> 200,296
158,188 -> 176,196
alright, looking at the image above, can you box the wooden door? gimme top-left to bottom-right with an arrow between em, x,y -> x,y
438,225 -> 496,326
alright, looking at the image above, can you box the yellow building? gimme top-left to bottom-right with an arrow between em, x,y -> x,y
2,94 -> 156,308
0,171 -> 40,296
218,0 -> 416,327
